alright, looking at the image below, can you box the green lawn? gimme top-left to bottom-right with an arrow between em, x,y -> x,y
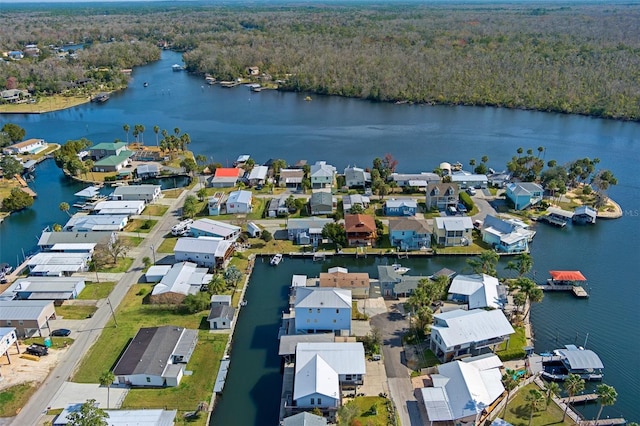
341,396 -> 395,426
157,236 -> 178,253
143,204 -> 169,216
0,383 -> 37,417
24,336 -> 74,349
100,257 -> 134,273
503,383 -> 576,426
162,188 -> 184,199
119,235 -> 144,247
496,326 -> 527,361
124,218 -> 157,233
77,282 -> 116,300
56,304 -> 98,320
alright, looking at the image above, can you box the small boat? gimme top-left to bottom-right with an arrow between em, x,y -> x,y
0,263 -> 13,275
240,300 -> 247,307
91,92 -> 110,103
304,96 -> 312,101
172,64 -> 184,71
144,82 -> 149,87
392,263 -> 410,275
541,344 -> 604,381
270,253 -> 283,266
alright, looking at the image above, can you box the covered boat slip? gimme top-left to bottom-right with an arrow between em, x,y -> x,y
541,344 -> 604,381
539,270 -> 590,298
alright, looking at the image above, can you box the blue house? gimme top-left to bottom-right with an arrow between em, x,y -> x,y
505,183 -> 544,210
481,215 -> 533,253
384,199 -> 418,216
388,217 -> 432,251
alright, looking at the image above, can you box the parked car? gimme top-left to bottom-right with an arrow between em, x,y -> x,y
26,343 -> 48,357
457,202 -> 468,213
466,188 -> 477,196
51,328 -> 71,337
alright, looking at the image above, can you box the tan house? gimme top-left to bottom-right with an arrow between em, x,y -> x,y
246,66 -> 260,76
2,138 -> 47,155
344,214 -> 377,247
0,300 -> 56,338
425,182 -> 460,210
319,267 -> 370,299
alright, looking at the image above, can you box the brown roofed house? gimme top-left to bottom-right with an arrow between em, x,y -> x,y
319,267 -> 370,299
344,214 -> 377,247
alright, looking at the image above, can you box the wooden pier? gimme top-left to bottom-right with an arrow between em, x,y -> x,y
537,215 -> 568,227
537,284 -> 589,298
580,419 -> 626,426
560,393 -> 599,404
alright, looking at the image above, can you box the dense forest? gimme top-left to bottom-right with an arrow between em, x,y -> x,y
1,2 -> 639,120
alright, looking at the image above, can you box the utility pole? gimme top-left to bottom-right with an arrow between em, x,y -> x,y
107,298 -> 118,327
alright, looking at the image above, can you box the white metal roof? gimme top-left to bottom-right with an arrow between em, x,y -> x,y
227,190 -> 252,205
385,199 -> 417,208
557,347 -> 604,370
151,262 -> 211,296
291,275 -> 308,287
432,309 -> 514,348
174,237 -> 232,258
5,277 -> 84,295
112,184 -> 160,196
449,274 -> 501,309
94,200 -> 145,211
190,219 -> 240,238
435,216 -> 474,231
294,287 -> 352,309
296,342 -> 366,375
49,243 -> 96,252
247,165 -> 268,180
0,300 -> 54,320
55,405 -> 177,425
293,353 -> 339,401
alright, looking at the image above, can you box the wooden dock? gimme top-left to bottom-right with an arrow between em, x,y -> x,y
560,393 -> 598,404
537,284 -> 589,298
580,419 -> 626,426
537,215 -> 568,227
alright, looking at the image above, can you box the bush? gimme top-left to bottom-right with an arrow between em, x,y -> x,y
136,288 -> 148,297
261,229 -> 273,242
141,220 -> 153,230
459,192 -> 474,211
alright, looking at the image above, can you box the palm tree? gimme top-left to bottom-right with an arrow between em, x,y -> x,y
59,202 -> 71,217
208,274 -> 226,294
174,127 -> 180,137
138,124 -> 145,144
469,158 -> 476,167
525,389 -> 545,426
563,374 -> 585,421
123,124 -> 130,143
501,370 -> 519,417
595,384 -> 617,425
99,371 -> 115,408
153,125 -> 160,147
481,155 -> 489,164
515,277 -> 544,321
467,250 -> 499,276
546,381 -> 561,407
515,253 -> 533,277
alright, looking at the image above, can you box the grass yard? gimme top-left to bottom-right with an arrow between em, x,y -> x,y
143,204 -> 169,216
24,336 -> 74,349
0,382 -> 37,417
119,235 -> 144,247
162,188 -> 184,199
496,326 -> 527,361
0,95 -> 89,114
100,257 -> 134,273
77,282 -> 116,300
341,396 -> 394,426
124,218 -> 157,233
73,284 -> 212,383
419,348 -> 440,369
56,304 -> 97,320
157,236 -> 178,253
502,383 -> 576,426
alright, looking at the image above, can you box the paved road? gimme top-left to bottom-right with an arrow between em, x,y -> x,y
370,302 -> 423,426
10,188 -> 193,425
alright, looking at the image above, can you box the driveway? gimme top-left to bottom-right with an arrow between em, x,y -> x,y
370,301 -> 423,426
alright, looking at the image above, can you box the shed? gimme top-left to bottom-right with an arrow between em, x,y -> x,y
247,222 -> 261,238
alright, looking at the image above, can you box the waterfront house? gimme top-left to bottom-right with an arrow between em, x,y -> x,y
318,267 -> 370,299
135,163 -> 160,179
26,252 -> 90,276
279,168 -> 305,190
287,217 -> 334,246
292,342 -> 366,413
37,231 -> 115,252
54,407 -> 177,426
210,167 -> 241,187
89,142 -> 128,161
487,171 -> 511,188
342,194 -> 370,213
92,200 -> 145,216
377,265 -> 424,298
426,183 -> 460,210
388,217 -> 432,251
309,190 -> 336,216
1,277 -> 86,303
388,172 -> 440,188
208,305 -> 235,330
226,189 -> 253,214
92,150 -> 133,172
111,184 -> 161,203
247,165 -> 268,186
267,195 -> 289,218
343,166 -> 371,188
383,198 -> 418,216
420,354 -> 504,425
150,262 -> 212,304
0,88 -> 30,103
505,182 -> 544,210
573,205 -> 597,224
429,309 -> 515,362
113,325 -> 198,387
189,218 -> 241,241
283,412 -> 327,426
344,214 -> 377,247
0,300 -> 56,338
174,237 -> 234,269
63,214 -> 129,232
2,138 -> 47,155
447,274 -> 505,309
450,172 -> 488,189
246,66 -> 260,76
481,215 -> 533,253
434,217 -> 473,247
294,287 -> 352,334
234,155 -> 251,167
210,295 -> 232,306
310,161 -> 336,189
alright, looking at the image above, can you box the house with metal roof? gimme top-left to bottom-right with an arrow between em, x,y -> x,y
189,218 -> 241,241
342,194 -> 370,213
135,163 -> 160,179
447,274 -> 505,310
481,215 -> 533,254
247,165 -> 268,186
287,217 -> 334,246
26,252 -> 90,276
2,138 -> 47,155
388,172 -> 440,188
112,326 -> 198,387
0,328 -> 19,363
293,342 -> 366,411
505,182 -> 544,210
111,184 -> 161,203
388,217 -> 432,251
63,214 -> 129,232
92,150 -> 133,172
309,190 -> 336,216
343,166 -> 371,188
434,217 -> 473,247
37,231 -> 114,252
420,354 -> 504,424
210,167 -> 241,187
89,142 -> 128,160
92,200 -> 145,216
318,268 -> 370,299
174,237 -> 234,269
150,262 -> 212,304
294,287 -> 352,334
310,161 -> 336,189
2,277 -> 86,302
279,168 -> 305,190
426,183 -> 460,210
0,300 -> 56,338
54,406 -> 177,426
283,412 -> 327,426
573,205 -> 597,224
225,189 -> 253,214
384,199 -> 418,216
429,309 -> 515,362
450,172 -> 488,189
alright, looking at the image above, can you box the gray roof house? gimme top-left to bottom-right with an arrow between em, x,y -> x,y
113,325 -> 198,387
283,412 -> 327,426
174,237 -> 235,269
208,305 -> 235,329
111,184 -> 161,203
388,172 -> 440,187
150,262 -> 212,304
342,194 -> 370,212
426,182 -> 460,210
2,277 -> 86,302
63,214 -> 129,232
310,161 -> 336,189
54,406 -> 177,426
343,166 -> 371,188
309,190 -> 336,216
190,219 -> 241,241
377,265 -> 424,298
287,217 -> 334,246
37,231 -> 115,251
0,300 -> 56,338
279,168 -> 305,189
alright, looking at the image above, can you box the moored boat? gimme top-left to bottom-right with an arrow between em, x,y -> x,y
541,344 -> 604,381
392,263 -> 410,274
270,253 -> 283,266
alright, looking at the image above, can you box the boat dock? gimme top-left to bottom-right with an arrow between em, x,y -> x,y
537,284 -> 589,298
219,81 -> 240,88
560,393 -> 599,404
580,419 -> 626,426
537,214 -> 568,227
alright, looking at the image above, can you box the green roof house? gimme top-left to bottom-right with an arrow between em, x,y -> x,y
90,141 -> 128,160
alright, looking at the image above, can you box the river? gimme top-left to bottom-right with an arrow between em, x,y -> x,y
1,50 -> 638,422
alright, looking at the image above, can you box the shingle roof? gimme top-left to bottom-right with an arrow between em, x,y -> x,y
388,217 -> 431,234
344,214 -> 376,232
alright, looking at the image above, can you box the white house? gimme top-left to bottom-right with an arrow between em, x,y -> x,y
287,217 -> 333,246
63,214 -> 129,232
310,161 -> 336,189
0,328 -> 19,363
149,262 -> 212,304
247,222 -> 261,237
343,166 -> 371,188
174,237 -> 234,269
294,287 -> 352,334
145,265 -> 172,283
434,217 -> 474,247
2,277 -> 86,301
2,138 -> 47,155
342,194 -> 370,212
208,305 -> 235,330
111,184 -> 161,203
247,165 -> 268,186
26,252 -> 90,276
447,274 -> 505,309
294,342 -> 366,410
190,219 -> 241,241
226,190 -> 253,214
420,354 -> 504,424
54,406 -> 177,426
92,200 -> 145,216
210,294 -> 232,306
429,309 -> 515,362
450,172 -> 489,189
207,193 -> 226,216
388,172 -> 440,188
113,326 -> 198,387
